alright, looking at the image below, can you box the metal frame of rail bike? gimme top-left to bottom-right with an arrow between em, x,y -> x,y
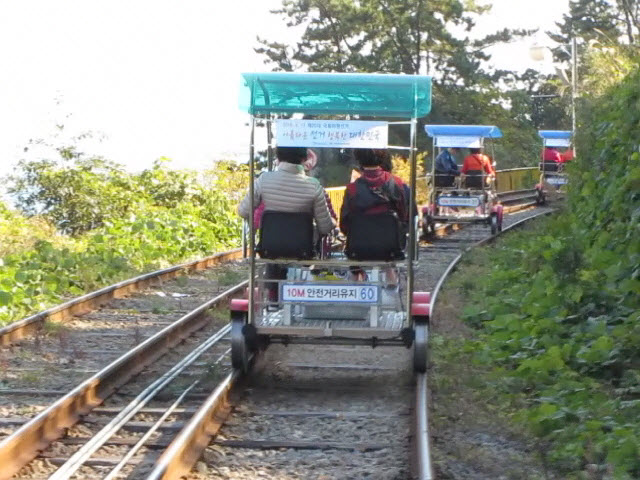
231,72 -> 433,373
422,125 -> 504,237
537,129 -> 572,198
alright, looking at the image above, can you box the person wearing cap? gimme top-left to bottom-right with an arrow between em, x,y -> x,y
251,148 -> 336,229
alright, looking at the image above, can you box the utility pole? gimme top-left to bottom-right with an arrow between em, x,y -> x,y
571,35 -> 577,158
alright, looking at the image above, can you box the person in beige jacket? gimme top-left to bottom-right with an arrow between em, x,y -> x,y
237,147 -> 334,234
238,146 -> 335,305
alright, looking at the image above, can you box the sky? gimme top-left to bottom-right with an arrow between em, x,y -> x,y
0,0 -> 568,178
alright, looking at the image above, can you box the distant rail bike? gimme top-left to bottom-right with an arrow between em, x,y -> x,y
231,72 -> 433,373
422,124 -> 504,236
536,129 -> 573,200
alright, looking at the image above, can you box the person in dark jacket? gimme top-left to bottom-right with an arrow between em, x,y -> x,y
340,148 -> 408,234
341,148 -> 408,285
378,149 -> 417,219
434,147 -> 460,187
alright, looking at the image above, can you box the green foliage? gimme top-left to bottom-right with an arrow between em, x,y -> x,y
0,202 -> 73,258
8,155 -> 142,235
257,0 -> 530,81
455,61 -> 640,477
0,202 -> 241,324
1,157 -> 245,326
550,0 -> 639,51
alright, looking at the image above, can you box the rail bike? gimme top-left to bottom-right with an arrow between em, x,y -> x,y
231,72 -> 432,373
536,130 -> 572,200
422,125 -> 504,237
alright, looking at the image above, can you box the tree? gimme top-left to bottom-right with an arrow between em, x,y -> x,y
257,0 -> 531,88
550,0 -> 640,54
257,1 -> 546,169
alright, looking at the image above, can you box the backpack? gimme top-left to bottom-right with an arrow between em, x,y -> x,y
352,176 -> 403,215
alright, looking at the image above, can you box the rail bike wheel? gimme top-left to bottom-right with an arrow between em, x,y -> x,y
413,323 -> 428,373
231,316 -> 250,373
536,188 -> 546,205
490,213 -> 499,235
422,214 -> 436,239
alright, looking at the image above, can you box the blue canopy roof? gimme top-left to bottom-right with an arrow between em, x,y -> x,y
424,125 -> 503,138
239,72 -> 432,118
538,130 -> 572,139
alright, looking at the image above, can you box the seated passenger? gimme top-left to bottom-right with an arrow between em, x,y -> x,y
543,146 -> 562,163
560,148 -> 574,163
461,147 -> 494,186
252,149 -> 336,229
378,149 -> 417,219
238,147 -> 335,304
434,147 -> 460,187
341,149 -> 409,282
340,148 -> 409,235
238,146 -> 334,234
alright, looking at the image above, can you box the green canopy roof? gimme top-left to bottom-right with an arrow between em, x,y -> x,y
239,72 -> 432,118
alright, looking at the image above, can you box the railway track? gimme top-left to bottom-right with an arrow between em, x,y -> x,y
146,205 -> 553,480
0,250 -> 244,347
10,320 -> 234,480
0,260 -> 247,442
0,199 -> 552,479
0,271 -> 247,479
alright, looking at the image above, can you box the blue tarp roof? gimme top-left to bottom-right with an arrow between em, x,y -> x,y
538,130 -> 572,139
424,125 -> 503,138
239,72 -> 432,118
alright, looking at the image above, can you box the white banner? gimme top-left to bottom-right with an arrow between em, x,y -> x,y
437,196 -> 481,207
544,138 -> 571,147
281,283 -> 379,303
546,176 -> 568,185
276,120 -> 388,148
435,135 -> 483,148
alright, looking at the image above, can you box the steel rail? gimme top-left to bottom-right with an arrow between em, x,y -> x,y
415,208 -> 554,480
0,280 -> 247,480
146,370 -> 240,480
415,374 -> 432,480
0,248 -> 243,346
103,381 -> 198,480
148,208 -> 553,480
49,325 -> 231,480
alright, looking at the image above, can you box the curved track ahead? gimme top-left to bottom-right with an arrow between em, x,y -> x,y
149,205 -> 553,480
0,201 -> 552,480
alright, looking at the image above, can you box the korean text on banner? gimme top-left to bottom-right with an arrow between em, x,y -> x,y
435,135 -> 482,148
276,120 -> 388,148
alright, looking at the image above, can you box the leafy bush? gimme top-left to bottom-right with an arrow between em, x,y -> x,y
0,202 -> 73,257
8,156 -> 142,235
0,202 -> 241,324
460,61 -> 640,477
1,157 -> 246,325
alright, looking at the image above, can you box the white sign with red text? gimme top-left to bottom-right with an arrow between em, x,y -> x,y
437,196 -> 481,207
276,120 -> 388,148
281,284 -> 379,303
